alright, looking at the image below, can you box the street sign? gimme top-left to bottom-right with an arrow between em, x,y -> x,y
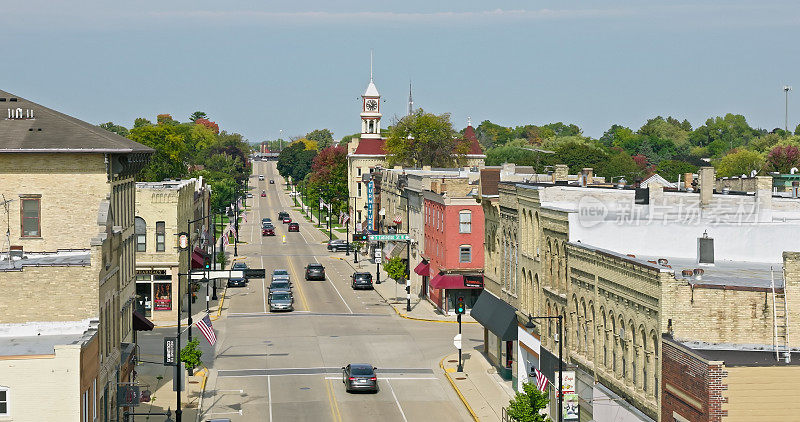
244,268 -> 266,279
164,337 -> 177,366
375,257 -> 382,264
370,234 -> 410,241
453,334 -> 462,350
190,270 -> 244,280
117,385 -> 141,407
374,250 -> 382,258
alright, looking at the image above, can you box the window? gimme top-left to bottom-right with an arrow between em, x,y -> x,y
357,167 -> 362,176
0,387 -> 7,416
134,217 -> 146,252
155,221 -> 165,252
459,210 -> 472,233
459,245 -> 472,263
20,196 -> 41,237
83,389 -> 89,421
358,182 -> 362,197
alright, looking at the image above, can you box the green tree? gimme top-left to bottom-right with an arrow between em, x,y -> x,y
715,149 -> 765,177
190,111 -> 208,122
385,109 -> 463,167
310,146 -> 348,215
306,129 -> 335,149
180,338 -> 203,373
475,120 -> 514,149
507,382 -> 551,422
656,160 -> 699,182
384,256 -> 407,282
638,116 -> 690,145
688,114 -> 759,149
597,150 -> 644,182
795,123 -> 800,136
553,139 -> 608,173
133,117 -> 152,128
339,133 -> 361,147
128,124 -> 189,181
277,142 -> 317,183
599,125 -> 636,148
99,121 -> 129,137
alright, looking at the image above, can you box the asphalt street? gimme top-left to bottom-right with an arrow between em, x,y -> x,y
184,160 -> 484,421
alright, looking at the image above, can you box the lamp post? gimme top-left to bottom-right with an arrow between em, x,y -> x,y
525,315 -> 563,422
785,85 -> 793,132
233,191 -> 239,257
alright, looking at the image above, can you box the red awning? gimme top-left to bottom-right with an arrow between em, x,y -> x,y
414,261 -> 430,277
430,273 -> 481,290
191,247 -> 206,269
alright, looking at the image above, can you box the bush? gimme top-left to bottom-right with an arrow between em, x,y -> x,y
180,338 -> 203,373
507,382 -> 551,422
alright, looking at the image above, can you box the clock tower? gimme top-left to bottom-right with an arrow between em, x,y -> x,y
360,73 -> 382,139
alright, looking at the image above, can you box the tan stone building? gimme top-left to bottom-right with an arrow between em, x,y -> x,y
478,167 -> 800,421
135,179 -> 210,322
0,89 -> 152,421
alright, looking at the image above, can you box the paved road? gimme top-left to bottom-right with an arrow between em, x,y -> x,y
180,160 -> 482,421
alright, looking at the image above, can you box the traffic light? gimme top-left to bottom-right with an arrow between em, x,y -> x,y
203,257 -> 211,270
456,296 -> 466,314
352,234 -> 369,242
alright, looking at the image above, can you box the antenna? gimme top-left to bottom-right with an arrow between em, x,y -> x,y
370,50 -> 374,82
408,80 -> 413,117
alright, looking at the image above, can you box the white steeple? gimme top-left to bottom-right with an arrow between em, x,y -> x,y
360,50 -> 382,139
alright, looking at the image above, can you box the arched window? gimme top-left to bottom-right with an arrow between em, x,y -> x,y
135,217 -> 146,252
459,210 -> 472,233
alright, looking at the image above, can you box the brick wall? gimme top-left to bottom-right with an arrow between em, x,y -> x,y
661,339 -> 721,422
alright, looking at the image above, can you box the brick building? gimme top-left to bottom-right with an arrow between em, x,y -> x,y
0,89 -> 152,421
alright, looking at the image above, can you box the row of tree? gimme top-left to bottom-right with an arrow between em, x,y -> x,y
482,114 -> 800,181
99,111 -> 252,212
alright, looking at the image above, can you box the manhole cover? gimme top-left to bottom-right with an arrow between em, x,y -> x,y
448,360 -> 458,363
455,377 -> 467,380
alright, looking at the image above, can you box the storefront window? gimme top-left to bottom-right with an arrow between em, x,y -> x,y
154,283 -> 172,310
136,283 -> 152,317
155,221 -> 165,252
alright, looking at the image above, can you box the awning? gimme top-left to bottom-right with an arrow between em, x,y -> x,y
414,261 -> 430,277
132,310 -> 154,331
191,247 -> 206,269
429,273 -> 482,289
382,241 -> 408,259
470,290 -> 517,341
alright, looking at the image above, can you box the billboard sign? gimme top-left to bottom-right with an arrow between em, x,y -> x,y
554,371 -> 578,420
367,181 -> 374,231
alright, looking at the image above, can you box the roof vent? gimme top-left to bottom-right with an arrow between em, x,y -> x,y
698,230 -> 714,264
693,268 -> 704,280
658,258 -> 669,266
681,269 -> 693,277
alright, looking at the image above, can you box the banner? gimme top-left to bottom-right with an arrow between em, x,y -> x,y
554,371 -> 578,420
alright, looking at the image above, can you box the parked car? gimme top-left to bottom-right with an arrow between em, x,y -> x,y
269,279 -> 291,293
258,175 -> 265,180
270,180 -> 275,184
262,227 -> 275,236
305,263 -> 325,280
261,190 -> 267,197
262,217 -> 272,225
272,269 -> 291,283
327,239 -> 353,252
227,276 -> 246,288
351,272 -> 373,289
269,291 -> 294,312
246,193 -> 253,198
288,222 -> 299,232
342,364 -> 378,393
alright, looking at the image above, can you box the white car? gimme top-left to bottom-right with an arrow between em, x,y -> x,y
258,175 -> 265,181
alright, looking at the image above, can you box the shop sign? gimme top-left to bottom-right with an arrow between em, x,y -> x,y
154,283 -> 172,310
464,275 -> 484,288
136,269 -> 167,275
163,337 -> 177,366
154,299 -> 171,311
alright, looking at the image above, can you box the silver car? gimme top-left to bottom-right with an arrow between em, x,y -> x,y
269,291 -> 294,312
272,269 -> 290,283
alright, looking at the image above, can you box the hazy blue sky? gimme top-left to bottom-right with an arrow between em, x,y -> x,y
2,1 -> 799,142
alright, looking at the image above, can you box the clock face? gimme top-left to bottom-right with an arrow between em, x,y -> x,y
365,99 -> 378,111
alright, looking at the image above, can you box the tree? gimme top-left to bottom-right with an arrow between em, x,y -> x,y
597,150 -> 645,182
128,124 -> 189,182
385,109 -> 463,167
638,116 -> 690,145
157,113 -> 178,126
180,338 -> 203,374
339,133 -> 361,147
277,141 -> 317,183
506,382 -> 550,422
384,256 -> 407,282
133,117 -> 152,128
599,125 -> 636,148
715,149 -> 765,177
656,160 -> 699,182
688,114 -> 759,150
190,111 -> 208,122
310,146 -> 348,215
195,118 -> 220,135
766,145 -> 800,173
99,121 -> 129,137
306,129 -> 335,149
552,139 -> 608,173
795,123 -> 800,136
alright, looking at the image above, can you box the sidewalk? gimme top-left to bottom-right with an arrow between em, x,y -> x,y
332,254 -> 477,323
441,351 -> 516,422
130,361 -> 207,421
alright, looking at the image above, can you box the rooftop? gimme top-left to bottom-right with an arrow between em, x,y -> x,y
0,90 -> 152,154
136,178 -> 196,190
352,138 -> 386,155
665,335 -> 800,366
0,249 -> 90,271
0,319 -> 97,356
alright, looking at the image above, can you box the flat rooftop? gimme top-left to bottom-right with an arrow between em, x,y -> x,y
0,249 -> 90,271
666,335 -> 799,366
136,179 -> 195,190
0,320 -> 97,356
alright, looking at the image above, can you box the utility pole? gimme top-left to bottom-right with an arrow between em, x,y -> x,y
785,85 -> 793,132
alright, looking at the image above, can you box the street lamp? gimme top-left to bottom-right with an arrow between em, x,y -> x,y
785,85 -> 793,132
525,315 -> 563,422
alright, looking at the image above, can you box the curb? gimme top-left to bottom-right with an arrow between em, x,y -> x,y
195,365 -> 209,422
440,356 -> 480,422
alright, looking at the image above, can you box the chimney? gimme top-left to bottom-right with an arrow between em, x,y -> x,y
698,167 -> 715,206
502,162 -> 516,174
582,168 -> 594,185
553,164 -> 569,182
648,182 -> 663,204
754,175 -> 773,222
683,172 -> 694,191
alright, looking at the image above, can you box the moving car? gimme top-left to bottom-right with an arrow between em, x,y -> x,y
282,216 -> 292,224
258,175 -> 265,180
271,269 -> 291,283
288,222 -> 299,232
227,276 -> 246,287
278,211 -> 289,220
262,217 -> 272,225
305,263 -> 325,280
261,190 -> 266,197
342,364 -> 378,393
270,180 -> 275,184
269,291 -> 294,312
269,279 -> 291,293
246,193 -> 253,198
351,272 -> 373,290
262,226 -> 275,236
327,239 -> 353,252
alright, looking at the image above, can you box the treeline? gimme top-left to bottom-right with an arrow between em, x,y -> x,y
99,112 -> 252,212
480,114 -> 800,181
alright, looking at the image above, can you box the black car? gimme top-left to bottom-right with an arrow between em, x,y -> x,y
278,211 -> 289,221
342,364 -> 378,393
327,239 -> 353,252
305,263 -> 325,280
351,272 -> 373,290
270,180 -> 275,184
227,276 -> 246,287
231,262 -> 249,281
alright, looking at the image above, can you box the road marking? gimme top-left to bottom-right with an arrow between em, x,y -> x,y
325,378 -> 343,422
268,375 -> 273,422
216,389 -> 244,393
324,377 -> 437,380
386,379 -> 408,422
261,255 -> 267,314
286,255 -> 311,311
206,410 -> 243,416
228,311 -> 311,316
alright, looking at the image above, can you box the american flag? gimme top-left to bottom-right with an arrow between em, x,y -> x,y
534,367 -> 549,392
242,211 -> 247,223
195,314 -> 216,346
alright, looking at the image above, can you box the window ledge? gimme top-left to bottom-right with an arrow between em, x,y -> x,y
19,236 -> 43,240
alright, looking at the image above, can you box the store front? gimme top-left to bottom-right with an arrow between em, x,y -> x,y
414,260 -> 430,299
428,273 -> 483,314
135,269 -> 175,321
516,323 -> 542,392
470,290 -> 517,380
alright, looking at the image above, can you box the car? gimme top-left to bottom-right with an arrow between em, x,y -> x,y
246,193 -> 253,198
269,279 -> 291,293
282,216 -> 292,224
278,211 -> 289,220
351,272 -> 373,290
288,222 -> 299,232
258,175 -> 265,180
342,364 -> 378,393
272,269 -> 291,283
305,263 -> 325,280
231,262 -> 249,279
327,239 -> 353,252
262,227 -> 275,236
261,190 -> 266,197
262,217 -> 272,225
269,291 -> 294,312
270,180 -> 275,184
227,276 -> 246,288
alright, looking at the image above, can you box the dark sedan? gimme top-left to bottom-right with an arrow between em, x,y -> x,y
305,263 -> 325,280
227,276 -> 246,287
351,272 -> 373,289
288,222 -> 299,232
342,364 -> 378,393
327,239 -> 353,252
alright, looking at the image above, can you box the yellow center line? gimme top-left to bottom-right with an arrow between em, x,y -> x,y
286,253 -> 311,312
325,378 -> 343,422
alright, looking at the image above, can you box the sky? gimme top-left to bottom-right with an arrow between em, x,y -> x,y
1,1 -> 799,142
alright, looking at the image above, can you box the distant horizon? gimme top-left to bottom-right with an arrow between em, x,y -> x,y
1,1 -> 798,143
